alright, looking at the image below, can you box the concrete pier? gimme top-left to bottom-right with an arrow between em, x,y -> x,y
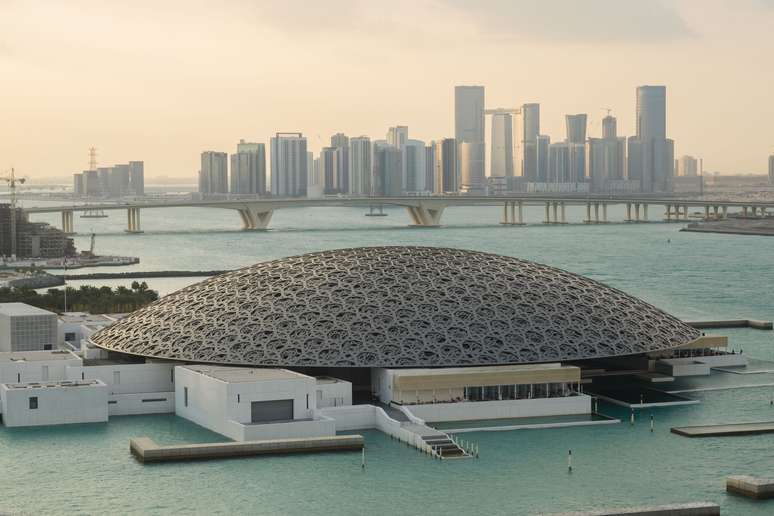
130,435 -> 364,463
541,502 -> 720,516
671,421 -> 774,437
726,475 -> 774,499
685,319 -> 772,330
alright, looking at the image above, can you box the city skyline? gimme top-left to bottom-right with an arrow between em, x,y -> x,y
2,1 -> 774,179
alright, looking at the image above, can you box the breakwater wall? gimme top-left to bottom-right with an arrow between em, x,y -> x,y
130,435 -> 364,463
62,270 -> 227,281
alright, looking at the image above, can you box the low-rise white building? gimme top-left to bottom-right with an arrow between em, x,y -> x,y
0,303 -> 58,352
175,365 -> 342,441
314,376 -> 352,408
0,350 -> 82,386
58,312 -> 125,350
67,361 -> 177,415
373,363 -> 590,423
0,379 -> 108,427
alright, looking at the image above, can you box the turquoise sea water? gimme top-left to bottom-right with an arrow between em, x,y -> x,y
3,201 -> 773,514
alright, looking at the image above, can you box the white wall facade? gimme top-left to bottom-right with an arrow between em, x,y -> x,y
0,380 -> 108,427
315,378 -> 352,408
0,351 -> 82,386
66,362 -> 177,415
402,395 -> 591,423
372,368 -> 394,405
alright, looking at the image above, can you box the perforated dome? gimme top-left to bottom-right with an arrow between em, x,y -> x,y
89,246 -> 700,367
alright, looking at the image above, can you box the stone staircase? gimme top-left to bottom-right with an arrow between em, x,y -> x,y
400,422 -> 473,459
421,434 -> 471,459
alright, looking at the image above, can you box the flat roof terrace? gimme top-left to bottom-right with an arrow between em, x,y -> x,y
0,350 -> 80,363
0,302 -> 56,317
180,365 -> 311,383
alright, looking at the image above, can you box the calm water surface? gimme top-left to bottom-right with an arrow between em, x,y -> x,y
2,201 -> 772,514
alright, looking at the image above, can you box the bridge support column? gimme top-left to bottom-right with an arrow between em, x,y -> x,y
683,204 -> 689,220
552,202 -> 559,224
634,203 -> 641,222
500,202 -> 524,226
544,202 -> 551,224
61,210 -> 74,234
593,203 -> 600,223
406,204 -> 445,227
585,203 -> 592,224
664,204 -> 672,222
713,205 -> 719,219
704,205 -> 710,220
126,207 -> 143,233
602,203 -> 608,222
560,202 -> 566,224
722,206 -> 728,218
642,204 -> 649,222
743,206 -> 749,217
238,207 -> 274,230
625,203 -> 632,222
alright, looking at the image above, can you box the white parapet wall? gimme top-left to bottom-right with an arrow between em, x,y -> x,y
400,395 -> 592,423
0,380 -> 108,427
228,416 -> 337,442
317,404 -> 432,451
656,354 -> 748,377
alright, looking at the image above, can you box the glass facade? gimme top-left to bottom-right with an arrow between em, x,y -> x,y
463,382 -> 573,402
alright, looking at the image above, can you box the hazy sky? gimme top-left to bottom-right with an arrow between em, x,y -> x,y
1,0 -> 773,181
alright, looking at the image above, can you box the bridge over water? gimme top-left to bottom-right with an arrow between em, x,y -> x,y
22,195 -> 774,234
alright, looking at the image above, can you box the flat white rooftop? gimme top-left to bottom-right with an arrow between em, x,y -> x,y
2,379 -> 102,390
0,302 -> 56,317
0,350 -> 80,363
181,365 -> 311,383
58,312 -> 125,324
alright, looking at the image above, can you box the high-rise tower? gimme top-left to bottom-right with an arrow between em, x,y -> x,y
628,86 -> 673,192
455,86 -> 485,192
270,133 -> 308,197
636,86 -> 667,140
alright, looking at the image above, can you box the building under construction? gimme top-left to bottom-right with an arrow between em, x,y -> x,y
0,205 -> 75,259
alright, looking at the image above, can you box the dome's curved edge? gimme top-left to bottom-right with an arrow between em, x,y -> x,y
88,246 -> 701,367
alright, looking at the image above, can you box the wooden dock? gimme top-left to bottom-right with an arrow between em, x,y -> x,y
130,435 -> 364,463
685,319 -> 772,330
540,501 -> 720,515
671,421 -> 774,438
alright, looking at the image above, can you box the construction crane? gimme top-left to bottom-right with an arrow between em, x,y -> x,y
0,168 -> 26,258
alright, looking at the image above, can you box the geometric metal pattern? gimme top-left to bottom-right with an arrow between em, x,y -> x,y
89,246 -> 701,367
